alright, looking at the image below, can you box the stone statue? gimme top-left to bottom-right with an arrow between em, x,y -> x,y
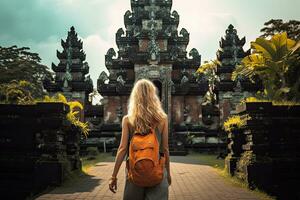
63,70 -> 72,89
180,69 -> 190,93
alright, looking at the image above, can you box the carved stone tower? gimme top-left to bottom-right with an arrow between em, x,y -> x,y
98,0 -> 206,149
44,26 -> 93,120
216,24 -> 261,124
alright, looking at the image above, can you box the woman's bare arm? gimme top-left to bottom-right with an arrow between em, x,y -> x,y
111,115 -> 129,178
162,116 -> 170,175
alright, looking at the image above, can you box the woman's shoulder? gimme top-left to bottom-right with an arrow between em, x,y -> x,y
122,115 -> 130,124
162,114 -> 168,123
158,114 -> 168,130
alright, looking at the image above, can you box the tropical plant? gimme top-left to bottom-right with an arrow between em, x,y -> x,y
223,114 -> 252,133
241,96 -> 300,106
0,45 -> 53,98
0,80 -> 35,104
196,60 -> 220,105
232,32 -> 300,101
42,93 -> 90,138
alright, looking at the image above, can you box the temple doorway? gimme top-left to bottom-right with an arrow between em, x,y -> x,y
153,80 -> 162,100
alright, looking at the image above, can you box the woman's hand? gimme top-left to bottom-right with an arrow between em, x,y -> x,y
167,174 -> 172,186
109,177 -> 118,193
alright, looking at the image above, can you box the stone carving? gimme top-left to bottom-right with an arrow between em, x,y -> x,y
124,10 -> 132,21
170,45 -> 179,60
63,42 -> 73,89
85,75 -> 93,85
116,28 -> 125,39
116,75 -> 126,93
105,48 -> 116,65
136,66 -> 171,82
180,69 -> 190,92
180,28 -> 189,40
234,79 -> 242,92
98,71 -> 109,85
148,29 -> 160,61
226,24 -> 237,35
171,10 -> 179,21
189,48 -> 200,60
117,72 -> 126,86
163,25 -> 172,37
133,26 -> 141,37
63,70 -> 72,89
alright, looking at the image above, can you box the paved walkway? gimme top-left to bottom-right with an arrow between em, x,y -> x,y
36,158 -> 262,200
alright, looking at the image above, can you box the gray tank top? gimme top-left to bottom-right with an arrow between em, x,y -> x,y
126,126 -> 163,159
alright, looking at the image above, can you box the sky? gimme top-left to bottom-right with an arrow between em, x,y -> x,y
0,0 -> 299,88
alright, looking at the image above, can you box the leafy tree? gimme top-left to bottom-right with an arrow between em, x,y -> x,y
0,45 -> 53,98
260,19 -> 300,41
0,80 -> 35,104
232,32 -> 300,101
196,60 -> 220,105
43,93 -> 90,137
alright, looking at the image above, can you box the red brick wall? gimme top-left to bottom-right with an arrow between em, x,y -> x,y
172,96 -> 184,124
104,96 -> 120,123
139,40 -> 149,52
185,96 -> 201,124
220,99 -> 231,124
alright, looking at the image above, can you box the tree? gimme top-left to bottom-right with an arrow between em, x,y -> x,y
260,19 -> 300,41
196,60 -> 220,105
0,45 -> 53,98
0,80 -> 35,104
232,32 -> 300,101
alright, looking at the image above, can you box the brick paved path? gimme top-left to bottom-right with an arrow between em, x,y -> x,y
36,158 -> 261,200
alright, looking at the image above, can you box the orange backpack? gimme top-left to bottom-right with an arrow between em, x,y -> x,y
126,127 -> 165,187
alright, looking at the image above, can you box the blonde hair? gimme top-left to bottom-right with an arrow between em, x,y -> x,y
127,79 -> 167,134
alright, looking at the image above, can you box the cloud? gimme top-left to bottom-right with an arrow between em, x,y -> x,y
82,34 -> 111,85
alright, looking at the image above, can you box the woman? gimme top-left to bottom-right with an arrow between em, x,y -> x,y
109,79 -> 171,200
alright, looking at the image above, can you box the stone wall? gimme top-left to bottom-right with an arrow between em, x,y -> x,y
0,103 -> 82,199
225,102 -> 300,200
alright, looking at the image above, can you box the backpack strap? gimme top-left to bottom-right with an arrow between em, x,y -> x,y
155,126 -> 163,154
126,127 -> 133,160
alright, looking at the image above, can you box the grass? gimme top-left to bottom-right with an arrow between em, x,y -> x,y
184,151 -> 275,200
187,151 -> 225,169
81,152 -> 113,173
216,168 -> 276,200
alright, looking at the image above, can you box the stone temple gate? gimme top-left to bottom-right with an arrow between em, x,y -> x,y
45,0 -> 261,152
96,0 -> 209,151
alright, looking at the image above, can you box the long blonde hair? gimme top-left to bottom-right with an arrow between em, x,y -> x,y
127,79 -> 167,134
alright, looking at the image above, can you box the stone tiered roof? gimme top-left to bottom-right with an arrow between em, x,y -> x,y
98,0 -> 202,96
44,26 -> 93,94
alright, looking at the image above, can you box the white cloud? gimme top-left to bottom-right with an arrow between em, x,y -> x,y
82,34 -> 111,85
